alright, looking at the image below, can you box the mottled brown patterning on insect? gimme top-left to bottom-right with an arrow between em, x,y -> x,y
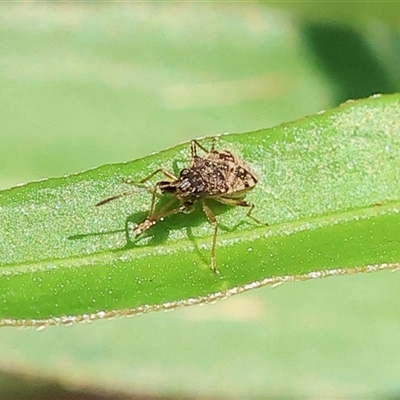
96,139 -> 264,273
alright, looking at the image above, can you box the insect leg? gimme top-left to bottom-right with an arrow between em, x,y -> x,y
131,198 -> 187,237
209,137 -> 216,152
155,201 -> 188,220
215,197 -> 266,226
190,137 -> 216,157
146,182 -> 163,219
97,168 -> 177,206
202,201 -> 219,273
244,202 -> 265,225
95,190 -> 139,207
123,168 -> 178,185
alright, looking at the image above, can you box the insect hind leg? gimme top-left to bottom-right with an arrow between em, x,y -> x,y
215,197 -> 266,226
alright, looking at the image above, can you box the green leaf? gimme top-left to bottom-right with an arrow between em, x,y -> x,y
274,2 -> 400,28
1,93 -> 400,327
0,4 -> 332,188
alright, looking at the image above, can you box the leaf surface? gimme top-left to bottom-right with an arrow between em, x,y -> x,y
1,94 -> 400,326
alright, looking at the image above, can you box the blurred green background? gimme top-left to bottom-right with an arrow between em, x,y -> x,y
1,3 -> 400,399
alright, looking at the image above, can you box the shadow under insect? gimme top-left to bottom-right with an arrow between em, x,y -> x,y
123,197 -> 233,264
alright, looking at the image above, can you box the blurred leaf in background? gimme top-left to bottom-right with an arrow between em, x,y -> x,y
1,2 -> 400,399
0,3 -> 333,187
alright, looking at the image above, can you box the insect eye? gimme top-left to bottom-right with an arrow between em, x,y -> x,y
180,168 -> 190,177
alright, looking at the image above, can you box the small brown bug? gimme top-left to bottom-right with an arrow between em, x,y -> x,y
96,139 -> 263,272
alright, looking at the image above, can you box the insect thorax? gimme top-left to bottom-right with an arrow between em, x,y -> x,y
176,153 -> 257,200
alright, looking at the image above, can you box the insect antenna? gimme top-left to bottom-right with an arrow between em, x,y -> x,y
95,190 -> 137,207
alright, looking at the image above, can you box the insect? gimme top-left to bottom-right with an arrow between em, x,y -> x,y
96,139 -> 263,273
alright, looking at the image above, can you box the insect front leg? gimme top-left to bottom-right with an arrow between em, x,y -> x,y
129,198 -> 188,238
202,201 -> 219,274
123,168 -> 178,186
97,169 -> 178,206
